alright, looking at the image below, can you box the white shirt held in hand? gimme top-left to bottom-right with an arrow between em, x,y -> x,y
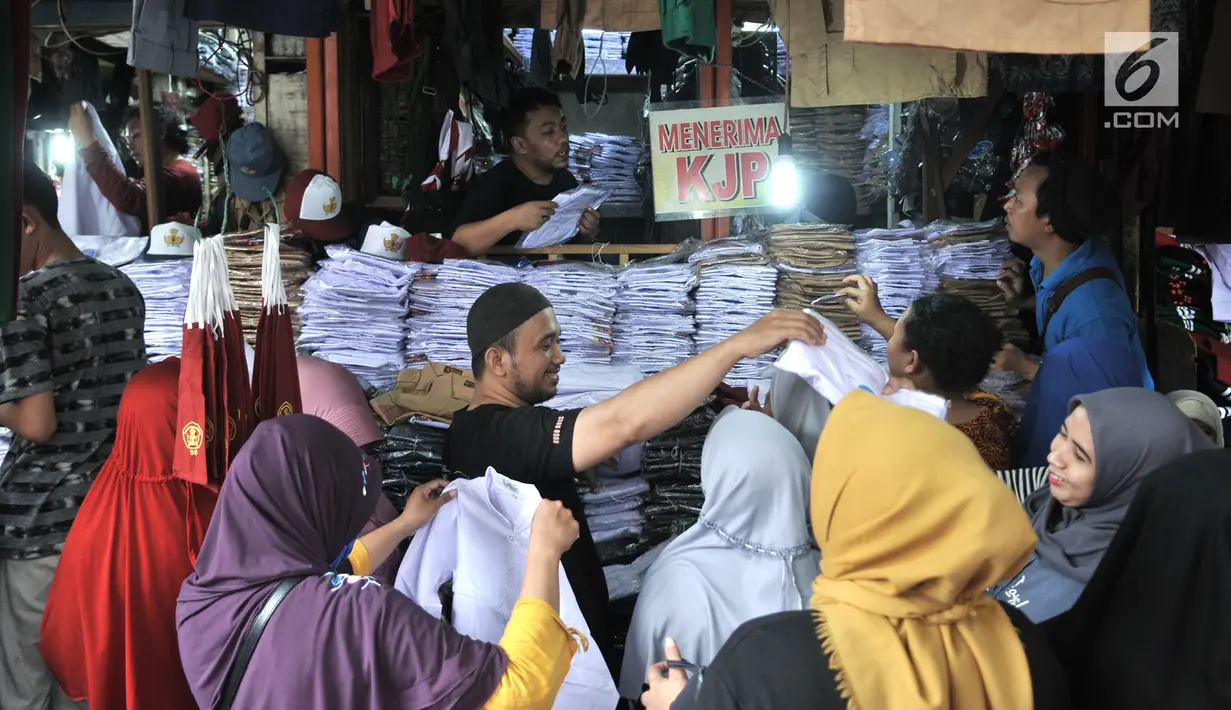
394,468 -> 619,710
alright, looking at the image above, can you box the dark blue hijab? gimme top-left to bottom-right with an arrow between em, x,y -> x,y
1018,337 -> 1143,467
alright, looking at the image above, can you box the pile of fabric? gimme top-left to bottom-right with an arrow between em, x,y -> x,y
406,259 -> 522,368
406,265 -> 443,366
523,262 -> 618,366
120,259 -> 194,362
638,406 -> 715,549
769,224 -> 861,340
690,241 -> 779,383
569,133 -> 644,206
583,476 -> 650,557
854,226 -> 938,360
612,259 -> 696,374
372,423 -> 448,510
298,246 -> 417,391
929,221 -> 1030,347
790,105 -> 891,214
222,234 -> 314,345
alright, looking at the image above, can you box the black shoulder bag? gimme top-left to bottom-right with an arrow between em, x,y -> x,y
1040,267 -> 1121,342
216,576 -> 309,710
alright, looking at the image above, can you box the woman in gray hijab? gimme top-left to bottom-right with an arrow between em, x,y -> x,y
617,408 -> 818,699
991,387 -> 1214,622
743,369 -> 831,460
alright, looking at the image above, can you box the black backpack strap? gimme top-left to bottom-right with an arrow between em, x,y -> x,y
216,576 -> 309,710
1041,267 -> 1120,340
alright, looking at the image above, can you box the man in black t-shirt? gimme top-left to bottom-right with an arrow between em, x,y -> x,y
450,87 -> 600,256
445,282 -> 826,655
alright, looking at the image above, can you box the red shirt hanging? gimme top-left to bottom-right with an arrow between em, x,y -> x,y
371,0 -> 421,82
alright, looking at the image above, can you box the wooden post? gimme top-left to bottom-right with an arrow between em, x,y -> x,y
702,0 -> 734,241
136,69 -> 163,228
306,39 -> 326,171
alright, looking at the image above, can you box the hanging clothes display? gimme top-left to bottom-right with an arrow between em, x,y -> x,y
184,0 -> 338,38
129,0 -> 199,78
776,0 -> 987,108
253,224 -> 301,421
173,236 -> 245,489
659,0 -> 716,62
553,0 -> 586,77
58,102 -> 142,238
542,0 -> 661,32
395,468 -> 620,710
843,0 -> 1149,55
371,0 -> 420,82
442,0 -> 508,107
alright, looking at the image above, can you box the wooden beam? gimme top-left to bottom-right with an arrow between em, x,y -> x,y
306,39 -> 326,171
487,244 -> 678,258
324,33 -> 342,183
941,82 -> 1004,191
136,69 -> 163,228
920,109 -> 946,224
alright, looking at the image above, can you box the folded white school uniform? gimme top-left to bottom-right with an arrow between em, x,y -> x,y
774,311 -> 950,420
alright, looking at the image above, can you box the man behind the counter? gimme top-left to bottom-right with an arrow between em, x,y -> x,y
446,283 -> 826,653
449,87 -> 599,256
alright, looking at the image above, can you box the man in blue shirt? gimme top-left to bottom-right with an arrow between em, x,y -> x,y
996,154 -> 1153,389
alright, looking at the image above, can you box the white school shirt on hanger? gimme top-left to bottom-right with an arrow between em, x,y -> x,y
395,468 -> 618,710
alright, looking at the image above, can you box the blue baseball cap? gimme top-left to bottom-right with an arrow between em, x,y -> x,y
226,122 -> 285,202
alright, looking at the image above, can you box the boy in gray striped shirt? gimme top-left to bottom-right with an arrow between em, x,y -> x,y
0,164 -> 146,709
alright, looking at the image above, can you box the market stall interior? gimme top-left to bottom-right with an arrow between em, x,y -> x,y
4,0 -> 1231,707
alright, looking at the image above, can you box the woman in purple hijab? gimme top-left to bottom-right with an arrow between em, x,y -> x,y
177,415 -> 584,710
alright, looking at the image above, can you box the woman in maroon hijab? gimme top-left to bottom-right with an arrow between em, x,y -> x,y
176,415 -> 583,709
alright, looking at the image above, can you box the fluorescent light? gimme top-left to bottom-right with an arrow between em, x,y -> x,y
770,153 -> 799,207
50,133 -> 75,167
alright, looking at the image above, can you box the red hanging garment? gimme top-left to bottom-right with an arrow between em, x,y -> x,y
221,310 -> 255,463
40,358 -> 219,710
174,236 -> 235,489
253,223 -> 302,421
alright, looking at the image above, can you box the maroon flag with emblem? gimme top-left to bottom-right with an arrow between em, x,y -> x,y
253,224 -> 302,421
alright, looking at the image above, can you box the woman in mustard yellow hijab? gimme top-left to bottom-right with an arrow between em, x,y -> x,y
640,390 -> 1071,710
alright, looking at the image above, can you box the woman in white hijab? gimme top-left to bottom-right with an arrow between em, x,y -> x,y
618,407 -> 819,699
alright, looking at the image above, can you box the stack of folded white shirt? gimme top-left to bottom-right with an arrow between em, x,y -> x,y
612,261 -> 696,374
854,226 -> 938,360
524,263 -> 618,366
120,258 -> 194,362
406,259 -> 523,368
298,246 -> 418,391
690,241 -> 778,383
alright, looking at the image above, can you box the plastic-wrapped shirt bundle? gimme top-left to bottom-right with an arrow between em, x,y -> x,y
298,246 -> 418,391
507,28 -> 629,69
690,240 -> 778,384
121,258 -> 194,362
928,220 -> 1030,347
522,263 -> 618,366
583,476 -> 650,545
569,133 -> 644,206
768,224 -> 860,340
406,259 -> 522,368
371,422 -> 447,510
790,106 -> 890,214
639,407 -> 715,547
854,226 -> 938,360
613,259 -> 696,375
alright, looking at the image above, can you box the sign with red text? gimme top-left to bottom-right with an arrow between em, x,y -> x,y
649,100 -> 787,221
